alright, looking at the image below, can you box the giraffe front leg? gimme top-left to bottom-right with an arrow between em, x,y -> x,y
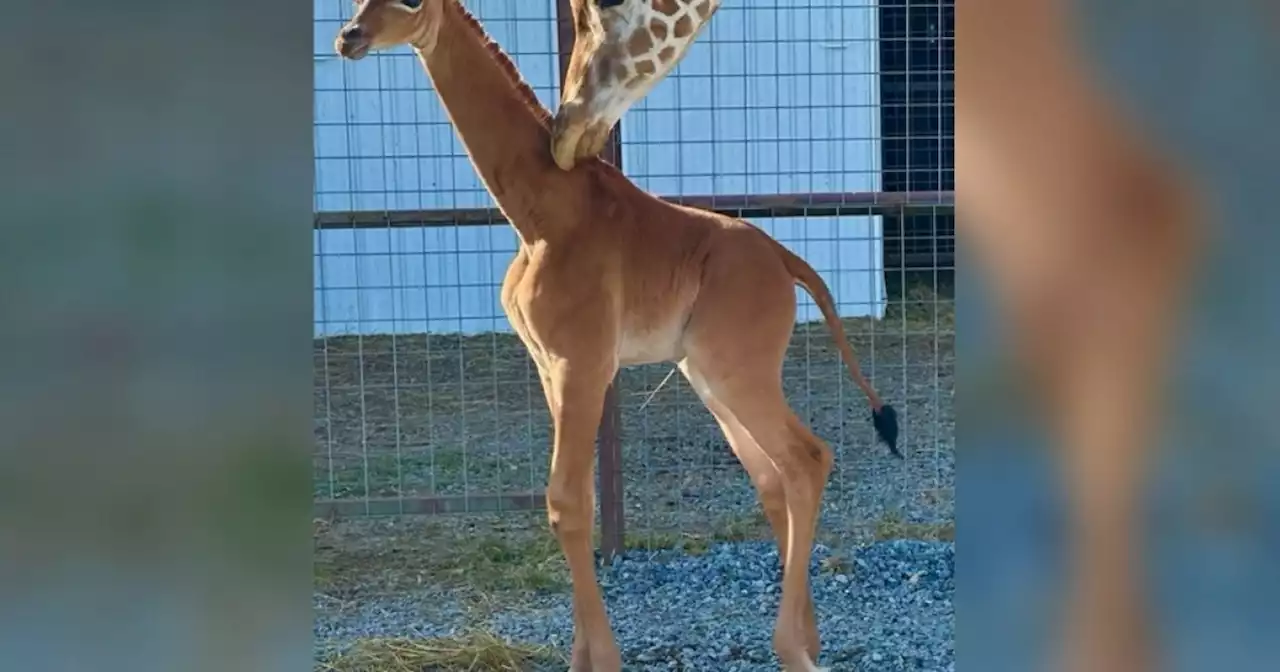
536,355 -> 621,672
569,612 -> 594,672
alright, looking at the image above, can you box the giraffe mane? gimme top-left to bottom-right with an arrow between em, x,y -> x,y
451,0 -> 553,126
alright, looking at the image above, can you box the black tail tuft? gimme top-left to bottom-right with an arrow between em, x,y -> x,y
872,404 -> 901,459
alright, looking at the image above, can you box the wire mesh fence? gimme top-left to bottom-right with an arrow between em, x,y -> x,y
312,0 -> 954,551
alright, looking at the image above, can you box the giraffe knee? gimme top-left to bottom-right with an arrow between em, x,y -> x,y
809,439 -> 833,477
751,464 -> 785,502
808,443 -> 834,489
772,441 -> 832,499
546,479 -> 591,536
785,421 -> 833,479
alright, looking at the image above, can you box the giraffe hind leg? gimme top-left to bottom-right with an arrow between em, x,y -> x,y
680,359 -> 822,662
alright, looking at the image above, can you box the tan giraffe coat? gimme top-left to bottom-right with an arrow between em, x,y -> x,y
334,1 -> 897,670
552,0 -> 722,170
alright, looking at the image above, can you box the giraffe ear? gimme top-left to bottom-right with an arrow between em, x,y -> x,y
596,0 -> 627,9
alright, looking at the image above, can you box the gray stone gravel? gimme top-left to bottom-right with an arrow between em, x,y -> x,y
314,539 -> 954,671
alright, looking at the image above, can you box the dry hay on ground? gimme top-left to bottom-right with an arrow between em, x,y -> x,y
316,633 -> 565,672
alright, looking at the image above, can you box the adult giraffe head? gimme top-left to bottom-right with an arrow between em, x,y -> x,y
550,0 -> 720,170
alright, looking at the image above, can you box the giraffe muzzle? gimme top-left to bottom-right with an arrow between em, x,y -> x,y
335,25 -> 371,60
550,101 -> 591,170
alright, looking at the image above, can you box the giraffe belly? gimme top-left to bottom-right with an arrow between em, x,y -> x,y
616,317 -> 686,367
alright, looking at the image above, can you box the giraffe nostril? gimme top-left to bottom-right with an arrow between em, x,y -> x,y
340,25 -> 364,43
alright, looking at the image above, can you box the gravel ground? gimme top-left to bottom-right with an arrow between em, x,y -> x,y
312,288 -> 954,535
315,538 -> 955,671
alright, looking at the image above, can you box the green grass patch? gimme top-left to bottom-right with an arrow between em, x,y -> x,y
618,511 -> 773,556
314,516 -> 568,597
872,508 -> 955,542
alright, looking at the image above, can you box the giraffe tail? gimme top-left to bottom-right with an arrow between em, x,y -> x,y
773,240 -> 901,459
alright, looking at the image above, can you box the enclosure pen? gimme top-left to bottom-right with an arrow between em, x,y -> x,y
313,1 -> 953,670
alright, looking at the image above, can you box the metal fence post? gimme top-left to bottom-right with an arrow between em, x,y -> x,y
555,0 -> 626,564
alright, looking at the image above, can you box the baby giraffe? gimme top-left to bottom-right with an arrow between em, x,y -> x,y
334,1 -> 897,670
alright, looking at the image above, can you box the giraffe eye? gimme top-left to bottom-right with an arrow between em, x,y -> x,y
401,0 -> 422,8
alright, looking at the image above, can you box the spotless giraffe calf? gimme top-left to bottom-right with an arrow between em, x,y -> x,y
335,2 -> 899,669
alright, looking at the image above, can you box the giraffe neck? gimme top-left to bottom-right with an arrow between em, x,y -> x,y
413,0 -> 564,245
602,0 -> 719,97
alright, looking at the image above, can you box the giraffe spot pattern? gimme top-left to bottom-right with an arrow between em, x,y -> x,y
653,0 -> 682,17
673,14 -> 694,39
650,18 -> 668,40
627,27 -> 654,56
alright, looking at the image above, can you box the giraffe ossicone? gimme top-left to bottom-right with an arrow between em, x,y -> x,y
552,0 -> 722,170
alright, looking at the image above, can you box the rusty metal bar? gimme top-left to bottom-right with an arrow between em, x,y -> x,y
555,0 -> 626,564
594,181 -> 626,562
312,190 -> 955,229
314,493 -> 545,519
594,113 -> 627,565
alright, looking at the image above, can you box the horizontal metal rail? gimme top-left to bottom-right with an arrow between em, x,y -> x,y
313,190 -> 955,230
